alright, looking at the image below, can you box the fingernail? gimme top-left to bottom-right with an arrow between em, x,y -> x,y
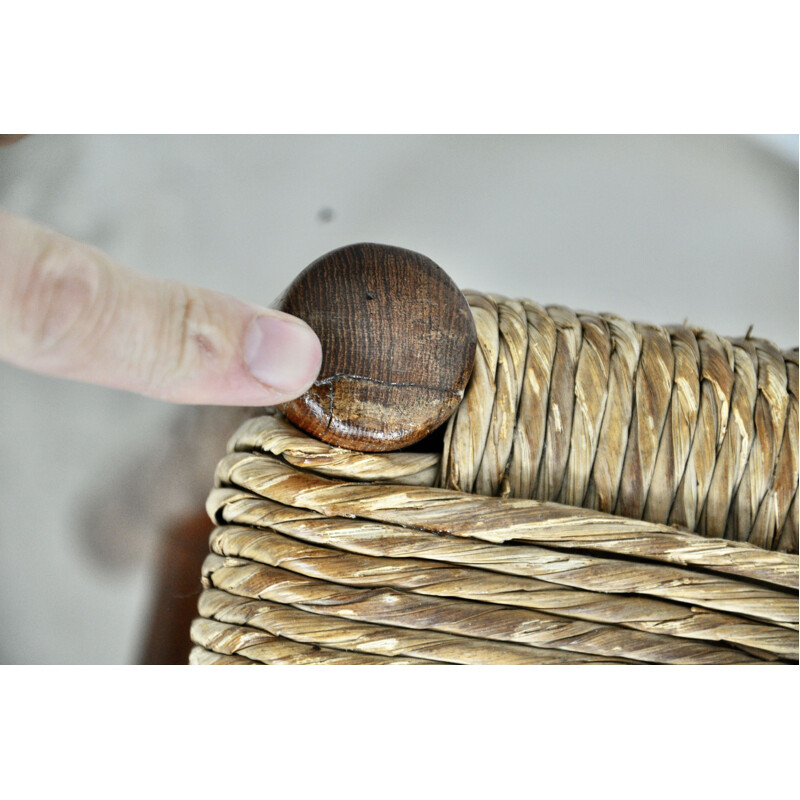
244,314 -> 322,394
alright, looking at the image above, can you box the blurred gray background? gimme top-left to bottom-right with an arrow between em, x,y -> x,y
0,134 -> 797,664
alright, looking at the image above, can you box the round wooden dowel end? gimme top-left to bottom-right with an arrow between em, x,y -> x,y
278,243 -> 477,452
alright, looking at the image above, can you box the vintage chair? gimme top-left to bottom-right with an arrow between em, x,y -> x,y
146,244 -> 798,665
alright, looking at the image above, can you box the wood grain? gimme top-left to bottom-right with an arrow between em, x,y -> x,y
278,243 -> 477,451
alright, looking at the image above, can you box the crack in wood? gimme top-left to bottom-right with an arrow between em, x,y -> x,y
314,373 -> 464,398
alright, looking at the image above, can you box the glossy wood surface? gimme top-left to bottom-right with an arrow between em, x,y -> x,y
279,243 -> 477,451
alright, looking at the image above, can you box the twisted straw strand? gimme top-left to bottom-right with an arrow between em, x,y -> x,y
441,296 -> 798,552
206,523 -> 797,659
207,485 -> 797,625
193,292 -> 798,665
201,553 -> 770,664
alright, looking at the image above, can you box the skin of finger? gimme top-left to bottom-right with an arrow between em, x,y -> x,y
0,210 -> 321,405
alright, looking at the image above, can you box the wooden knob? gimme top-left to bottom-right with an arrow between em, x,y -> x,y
278,243 -> 477,452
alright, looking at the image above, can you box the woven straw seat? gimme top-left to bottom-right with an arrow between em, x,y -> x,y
191,293 -> 799,665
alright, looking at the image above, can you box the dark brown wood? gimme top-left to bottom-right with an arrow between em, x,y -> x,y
278,243 -> 477,452
139,510 -> 213,665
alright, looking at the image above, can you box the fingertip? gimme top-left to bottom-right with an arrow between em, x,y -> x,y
244,312 -> 322,400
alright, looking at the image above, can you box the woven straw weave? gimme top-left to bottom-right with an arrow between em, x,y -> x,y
191,293 -> 799,665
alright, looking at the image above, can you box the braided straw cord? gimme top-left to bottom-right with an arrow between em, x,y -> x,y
190,617 -> 438,664
190,646 -> 256,665
441,295 -> 798,552
194,414 -> 798,664
192,292 -> 799,665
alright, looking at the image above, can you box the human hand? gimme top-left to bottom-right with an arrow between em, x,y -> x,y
0,209 -> 322,405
